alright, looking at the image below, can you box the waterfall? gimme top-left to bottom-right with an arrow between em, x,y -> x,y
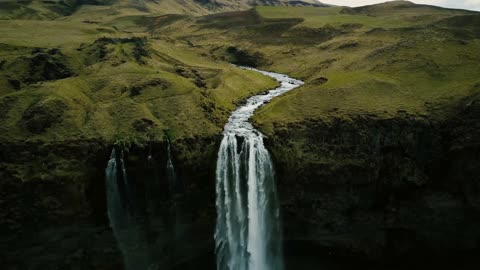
105,148 -> 150,270
106,148 -> 129,226
215,67 -> 303,270
166,139 -> 177,195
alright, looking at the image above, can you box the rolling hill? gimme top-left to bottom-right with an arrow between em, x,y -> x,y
0,1 -> 479,269
0,0 -> 329,19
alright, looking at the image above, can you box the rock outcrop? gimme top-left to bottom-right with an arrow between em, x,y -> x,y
265,95 -> 480,264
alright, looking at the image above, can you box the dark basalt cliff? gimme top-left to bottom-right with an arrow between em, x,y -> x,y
0,137 -> 219,269
265,94 -> 480,266
1,91 -> 479,269
1,97 -> 479,269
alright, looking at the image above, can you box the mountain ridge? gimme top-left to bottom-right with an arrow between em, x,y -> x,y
0,0 -> 330,19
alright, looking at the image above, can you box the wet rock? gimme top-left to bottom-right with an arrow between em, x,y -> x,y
312,77 -> 328,85
265,106 -> 480,262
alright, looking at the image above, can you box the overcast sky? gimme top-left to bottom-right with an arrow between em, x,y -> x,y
321,0 -> 480,11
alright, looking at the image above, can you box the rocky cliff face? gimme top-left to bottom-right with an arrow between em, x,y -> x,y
2,93 -> 479,269
0,137 -> 219,269
264,94 -> 480,264
2,96 -> 479,269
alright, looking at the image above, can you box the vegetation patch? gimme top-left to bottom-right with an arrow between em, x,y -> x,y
198,10 -> 263,29
25,49 -> 74,83
132,118 -> 156,132
21,98 -> 68,134
153,14 -> 188,29
284,25 -> 343,44
0,96 -> 18,120
129,78 -> 171,97
337,41 -> 360,50
81,37 -> 150,65
224,46 -> 268,67
2,47 -> 74,88
174,66 -> 208,88
436,14 -> 480,39
195,9 -> 304,44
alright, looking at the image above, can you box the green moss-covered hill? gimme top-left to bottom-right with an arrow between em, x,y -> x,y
0,0 -> 279,243
154,1 -> 480,131
1,1 -> 480,268
0,0 -> 327,20
153,0 -> 480,262
0,13 -> 278,144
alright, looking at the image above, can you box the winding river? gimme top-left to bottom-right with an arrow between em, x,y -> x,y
215,67 -> 304,270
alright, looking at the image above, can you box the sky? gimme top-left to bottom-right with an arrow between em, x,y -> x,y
321,0 -> 480,11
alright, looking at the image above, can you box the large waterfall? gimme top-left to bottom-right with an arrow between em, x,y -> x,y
215,67 -> 303,270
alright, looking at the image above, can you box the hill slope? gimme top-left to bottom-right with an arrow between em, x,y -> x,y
151,2 -> 479,127
0,0 -> 328,19
1,1 -> 480,269
153,1 -> 480,262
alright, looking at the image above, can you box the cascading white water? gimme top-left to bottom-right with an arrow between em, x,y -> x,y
105,148 -> 149,270
166,139 -> 177,194
215,67 -> 304,270
106,148 -> 128,228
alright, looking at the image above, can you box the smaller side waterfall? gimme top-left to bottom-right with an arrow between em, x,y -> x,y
105,148 -> 149,270
106,148 -> 129,224
166,139 -> 177,195
165,140 -> 187,263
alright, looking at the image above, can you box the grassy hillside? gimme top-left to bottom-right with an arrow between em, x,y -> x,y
2,0 -> 478,144
1,2 -> 479,268
0,0 -> 329,20
253,3 -> 480,133
1,1 -> 479,141
151,1 -> 480,135
0,10 -> 278,144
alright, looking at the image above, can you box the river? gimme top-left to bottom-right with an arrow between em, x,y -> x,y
215,67 -> 304,270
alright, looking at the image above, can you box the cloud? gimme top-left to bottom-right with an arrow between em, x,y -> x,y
321,0 -> 480,11
463,0 -> 480,10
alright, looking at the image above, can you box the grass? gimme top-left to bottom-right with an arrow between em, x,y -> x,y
0,20 -> 109,48
0,0 -> 479,142
0,4 -> 278,144
149,3 -> 480,135
256,3 -> 475,29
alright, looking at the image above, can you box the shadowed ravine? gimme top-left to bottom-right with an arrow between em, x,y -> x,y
215,67 -> 304,270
